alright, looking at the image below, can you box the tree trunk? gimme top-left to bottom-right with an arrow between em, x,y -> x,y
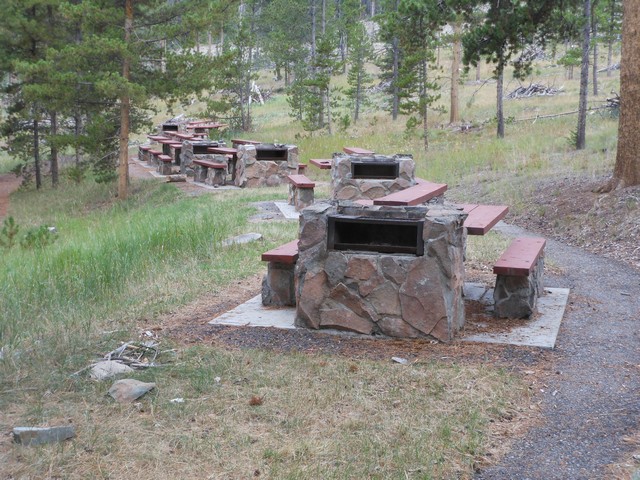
391,0 -> 399,120
607,39 -> 613,77
74,114 -> 82,165
450,20 -> 461,124
311,0 -> 317,61
496,68 -> 504,139
354,69 -> 361,123
118,0 -> 133,200
33,119 -> 42,190
607,0 -> 615,77
50,111 -> 59,187
592,6 -> 599,96
610,0 -> 640,187
421,58 -> 429,150
576,0 -> 591,150
321,0 -> 326,35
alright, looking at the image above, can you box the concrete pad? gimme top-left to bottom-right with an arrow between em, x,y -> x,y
209,295 -> 296,329
209,284 -> 569,349
461,286 -> 570,349
273,201 -> 300,220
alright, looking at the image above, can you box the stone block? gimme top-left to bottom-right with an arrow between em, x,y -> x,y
493,256 -> 544,318
262,262 -> 296,307
13,426 -> 76,446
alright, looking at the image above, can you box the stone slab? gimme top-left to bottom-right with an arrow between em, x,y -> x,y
461,285 -> 569,349
13,426 -> 76,446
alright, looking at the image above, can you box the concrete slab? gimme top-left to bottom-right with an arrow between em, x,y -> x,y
461,286 -> 570,349
209,295 -> 296,329
209,284 -> 569,349
273,201 -> 300,220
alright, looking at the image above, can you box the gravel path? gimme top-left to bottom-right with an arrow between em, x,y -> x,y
476,224 -> 640,479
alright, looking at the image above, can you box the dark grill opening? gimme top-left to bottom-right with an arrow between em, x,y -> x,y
162,143 -> 171,155
351,161 -> 399,179
192,142 -> 216,154
256,147 -> 288,162
327,215 -> 424,255
162,124 -> 179,132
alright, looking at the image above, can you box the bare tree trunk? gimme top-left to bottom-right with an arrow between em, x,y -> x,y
118,0 -> 133,200
354,70 -> 361,123
50,111 -> 59,187
496,69 -> 504,138
74,114 -> 82,165
322,0 -> 326,35
607,39 -> 613,77
391,0 -> 399,120
450,20 -> 461,124
576,0 -> 591,150
421,58 -> 429,150
609,0 -> 640,188
592,5 -> 599,96
476,62 -> 481,81
33,119 -> 42,189
311,0 -> 317,60
208,31 -> 213,55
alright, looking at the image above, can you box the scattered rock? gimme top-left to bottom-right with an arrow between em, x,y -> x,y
108,379 -> 156,403
13,426 -> 76,446
90,360 -> 135,381
222,232 -> 263,247
169,397 -> 185,403
392,356 -> 409,365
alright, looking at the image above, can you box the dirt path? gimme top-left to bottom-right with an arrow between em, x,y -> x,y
0,174 -> 22,220
474,224 -> 640,479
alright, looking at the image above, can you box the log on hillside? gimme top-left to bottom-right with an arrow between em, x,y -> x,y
506,83 -> 563,99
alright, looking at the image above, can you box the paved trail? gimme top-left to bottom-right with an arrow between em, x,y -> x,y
477,224 -> 640,479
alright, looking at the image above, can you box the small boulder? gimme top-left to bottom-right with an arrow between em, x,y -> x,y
108,379 -> 156,403
90,361 -> 134,381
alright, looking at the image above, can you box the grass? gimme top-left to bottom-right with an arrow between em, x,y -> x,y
0,55 -> 622,478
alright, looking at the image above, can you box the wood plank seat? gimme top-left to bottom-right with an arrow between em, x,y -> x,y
373,180 -> 448,206
492,237 -> 546,318
192,159 -> 227,185
261,239 -> 299,306
287,174 -> 316,211
158,154 -> 173,163
148,135 -> 170,142
493,237 -> 546,277
261,239 -> 299,264
157,154 -> 173,174
173,133 -> 196,140
343,146 -> 374,155
298,163 -> 308,174
457,204 -> 509,235
138,145 -> 152,162
207,147 -> 238,156
231,138 -> 261,146
310,158 -> 332,169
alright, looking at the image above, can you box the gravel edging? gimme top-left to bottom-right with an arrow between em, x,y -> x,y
475,224 -> 640,479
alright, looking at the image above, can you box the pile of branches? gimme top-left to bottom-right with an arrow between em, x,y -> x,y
101,341 -> 161,368
597,63 -> 620,73
506,83 -> 562,99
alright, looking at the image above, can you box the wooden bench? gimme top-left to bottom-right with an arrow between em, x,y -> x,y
261,240 -> 299,306
343,146 -> 374,155
169,143 -> 182,165
310,158 -> 332,169
156,154 -> 173,175
373,180 -> 448,206
138,145 -> 152,163
457,204 -> 509,235
287,174 -> 315,211
297,163 -> 308,174
148,149 -> 163,166
192,159 -> 227,185
493,237 -> 546,318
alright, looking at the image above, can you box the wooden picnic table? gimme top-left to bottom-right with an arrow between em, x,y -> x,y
310,158 -> 332,169
373,180 -> 448,206
343,146 -> 374,155
456,204 -> 509,235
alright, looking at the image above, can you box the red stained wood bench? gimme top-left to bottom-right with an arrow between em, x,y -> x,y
298,163 -> 308,174
261,239 -> 299,264
193,159 -> 227,185
147,135 -> 170,142
310,158 -> 332,169
207,147 -> 238,156
287,175 -> 316,211
173,133 -> 196,140
457,204 -> 509,235
373,180 -> 448,206
493,237 -> 546,277
231,139 -> 262,146
158,154 -> 173,163
261,240 -> 299,306
157,154 -> 174,174
343,146 -> 374,155
492,237 -> 547,318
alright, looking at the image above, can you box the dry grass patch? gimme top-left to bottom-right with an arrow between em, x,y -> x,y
1,347 -> 528,479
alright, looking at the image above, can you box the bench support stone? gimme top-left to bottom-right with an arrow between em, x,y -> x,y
158,162 -> 173,175
288,184 -> 314,211
493,255 -> 544,318
206,167 -> 226,186
262,262 -> 296,306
